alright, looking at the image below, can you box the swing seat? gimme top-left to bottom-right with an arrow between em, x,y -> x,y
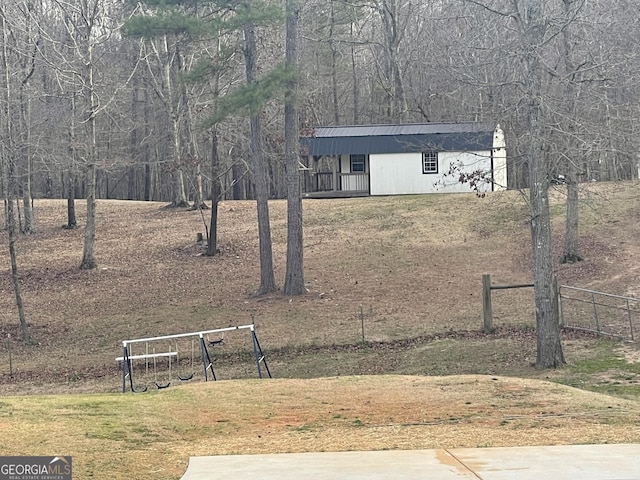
155,382 -> 171,389
178,374 -> 194,381
208,338 -> 224,347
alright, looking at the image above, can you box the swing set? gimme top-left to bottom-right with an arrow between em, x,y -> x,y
116,324 -> 270,393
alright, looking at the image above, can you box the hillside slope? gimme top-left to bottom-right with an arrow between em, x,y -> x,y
0,181 -> 637,393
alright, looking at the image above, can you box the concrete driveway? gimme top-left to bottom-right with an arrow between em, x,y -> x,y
181,444 -> 640,479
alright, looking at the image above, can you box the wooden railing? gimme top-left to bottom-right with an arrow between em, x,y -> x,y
310,172 -> 369,192
482,273 -> 537,333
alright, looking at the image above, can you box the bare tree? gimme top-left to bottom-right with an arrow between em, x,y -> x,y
53,0 -> 102,269
283,0 -> 305,295
517,0 -> 565,367
558,0 -> 582,264
0,1 -> 40,235
447,0 -> 566,366
243,17 -> 277,294
206,127 -> 222,256
44,0 -> 138,267
144,33 -> 190,208
78,3 -> 98,270
15,2 -> 38,235
370,0 -> 411,122
0,7 -> 29,341
65,94 -> 79,229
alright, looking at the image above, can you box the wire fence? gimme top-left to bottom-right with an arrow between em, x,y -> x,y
559,286 -> 640,341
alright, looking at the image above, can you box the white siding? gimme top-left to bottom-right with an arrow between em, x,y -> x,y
369,151 -> 493,196
339,154 -> 369,191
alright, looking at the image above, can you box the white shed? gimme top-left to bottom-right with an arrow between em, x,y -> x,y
300,122 -> 507,197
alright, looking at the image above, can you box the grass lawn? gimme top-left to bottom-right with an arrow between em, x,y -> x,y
2,375 -> 640,479
0,180 -> 639,478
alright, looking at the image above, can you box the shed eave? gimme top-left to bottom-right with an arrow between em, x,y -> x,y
301,131 -> 494,157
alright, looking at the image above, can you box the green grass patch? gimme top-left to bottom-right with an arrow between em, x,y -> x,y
554,339 -> 640,400
569,356 -> 635,374
289,423 -> 319,432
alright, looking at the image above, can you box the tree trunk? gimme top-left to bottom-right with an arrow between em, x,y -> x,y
160,34 -> 189,208
185,91 -> 207,210
559,0 -> 582,265
529,145 -> 564,368
7,196 -> 29,342
174,170 -> 188,206
21,185 -> 33,233
243,19 -> 276,294
66,92 -> 78,228
377,0 -> 408,122
130,80 -> 142,200
284,0 -> 305,295
171,169 -> 189,207
521,0 -> 565,368
80,35 -> 97,270
19,89 -> 34,234
63,170 -> 77,229
329,1 -> 340,125
192,163 -> 208,210
144,163 -> 151,201
80,165 -> 97,269
350,23 -> 360,124
143,88 -> 152,201
561,160 -> 582,264
232,160 -> 243,200
206,128 -> 221,256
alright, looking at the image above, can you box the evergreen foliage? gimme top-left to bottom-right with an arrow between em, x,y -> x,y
122,0 -> 289,127
203,64 -> 296,126
122,11 -> 214,38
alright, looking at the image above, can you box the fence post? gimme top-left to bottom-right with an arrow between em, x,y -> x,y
591,292 -> 600,333
558,283 -> 565,327
482,274 -> 493,333
626,298 -> 634,341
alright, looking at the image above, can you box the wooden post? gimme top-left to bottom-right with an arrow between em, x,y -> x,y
482,274 -> 493,333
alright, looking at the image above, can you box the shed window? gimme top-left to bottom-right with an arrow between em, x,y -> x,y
422,152 -> 438,174
350,154 -> 366,172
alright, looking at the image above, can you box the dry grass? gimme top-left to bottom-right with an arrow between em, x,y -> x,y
0,181 -> 637,386
2,375 -> 640,480
0,191 -> 541,381
0,181 -> 639,479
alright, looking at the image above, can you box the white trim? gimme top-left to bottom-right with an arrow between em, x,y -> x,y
492,124 -> 507,191
116,352 -> 177,362
121,324 -> 255,347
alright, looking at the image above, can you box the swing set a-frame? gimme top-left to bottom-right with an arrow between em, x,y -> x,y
116,324 -> 270,393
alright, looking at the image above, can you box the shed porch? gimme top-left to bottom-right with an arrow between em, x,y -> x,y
302,170 -> 370,198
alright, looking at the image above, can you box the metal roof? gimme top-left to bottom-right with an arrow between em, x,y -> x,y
301,122 -> 495,156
